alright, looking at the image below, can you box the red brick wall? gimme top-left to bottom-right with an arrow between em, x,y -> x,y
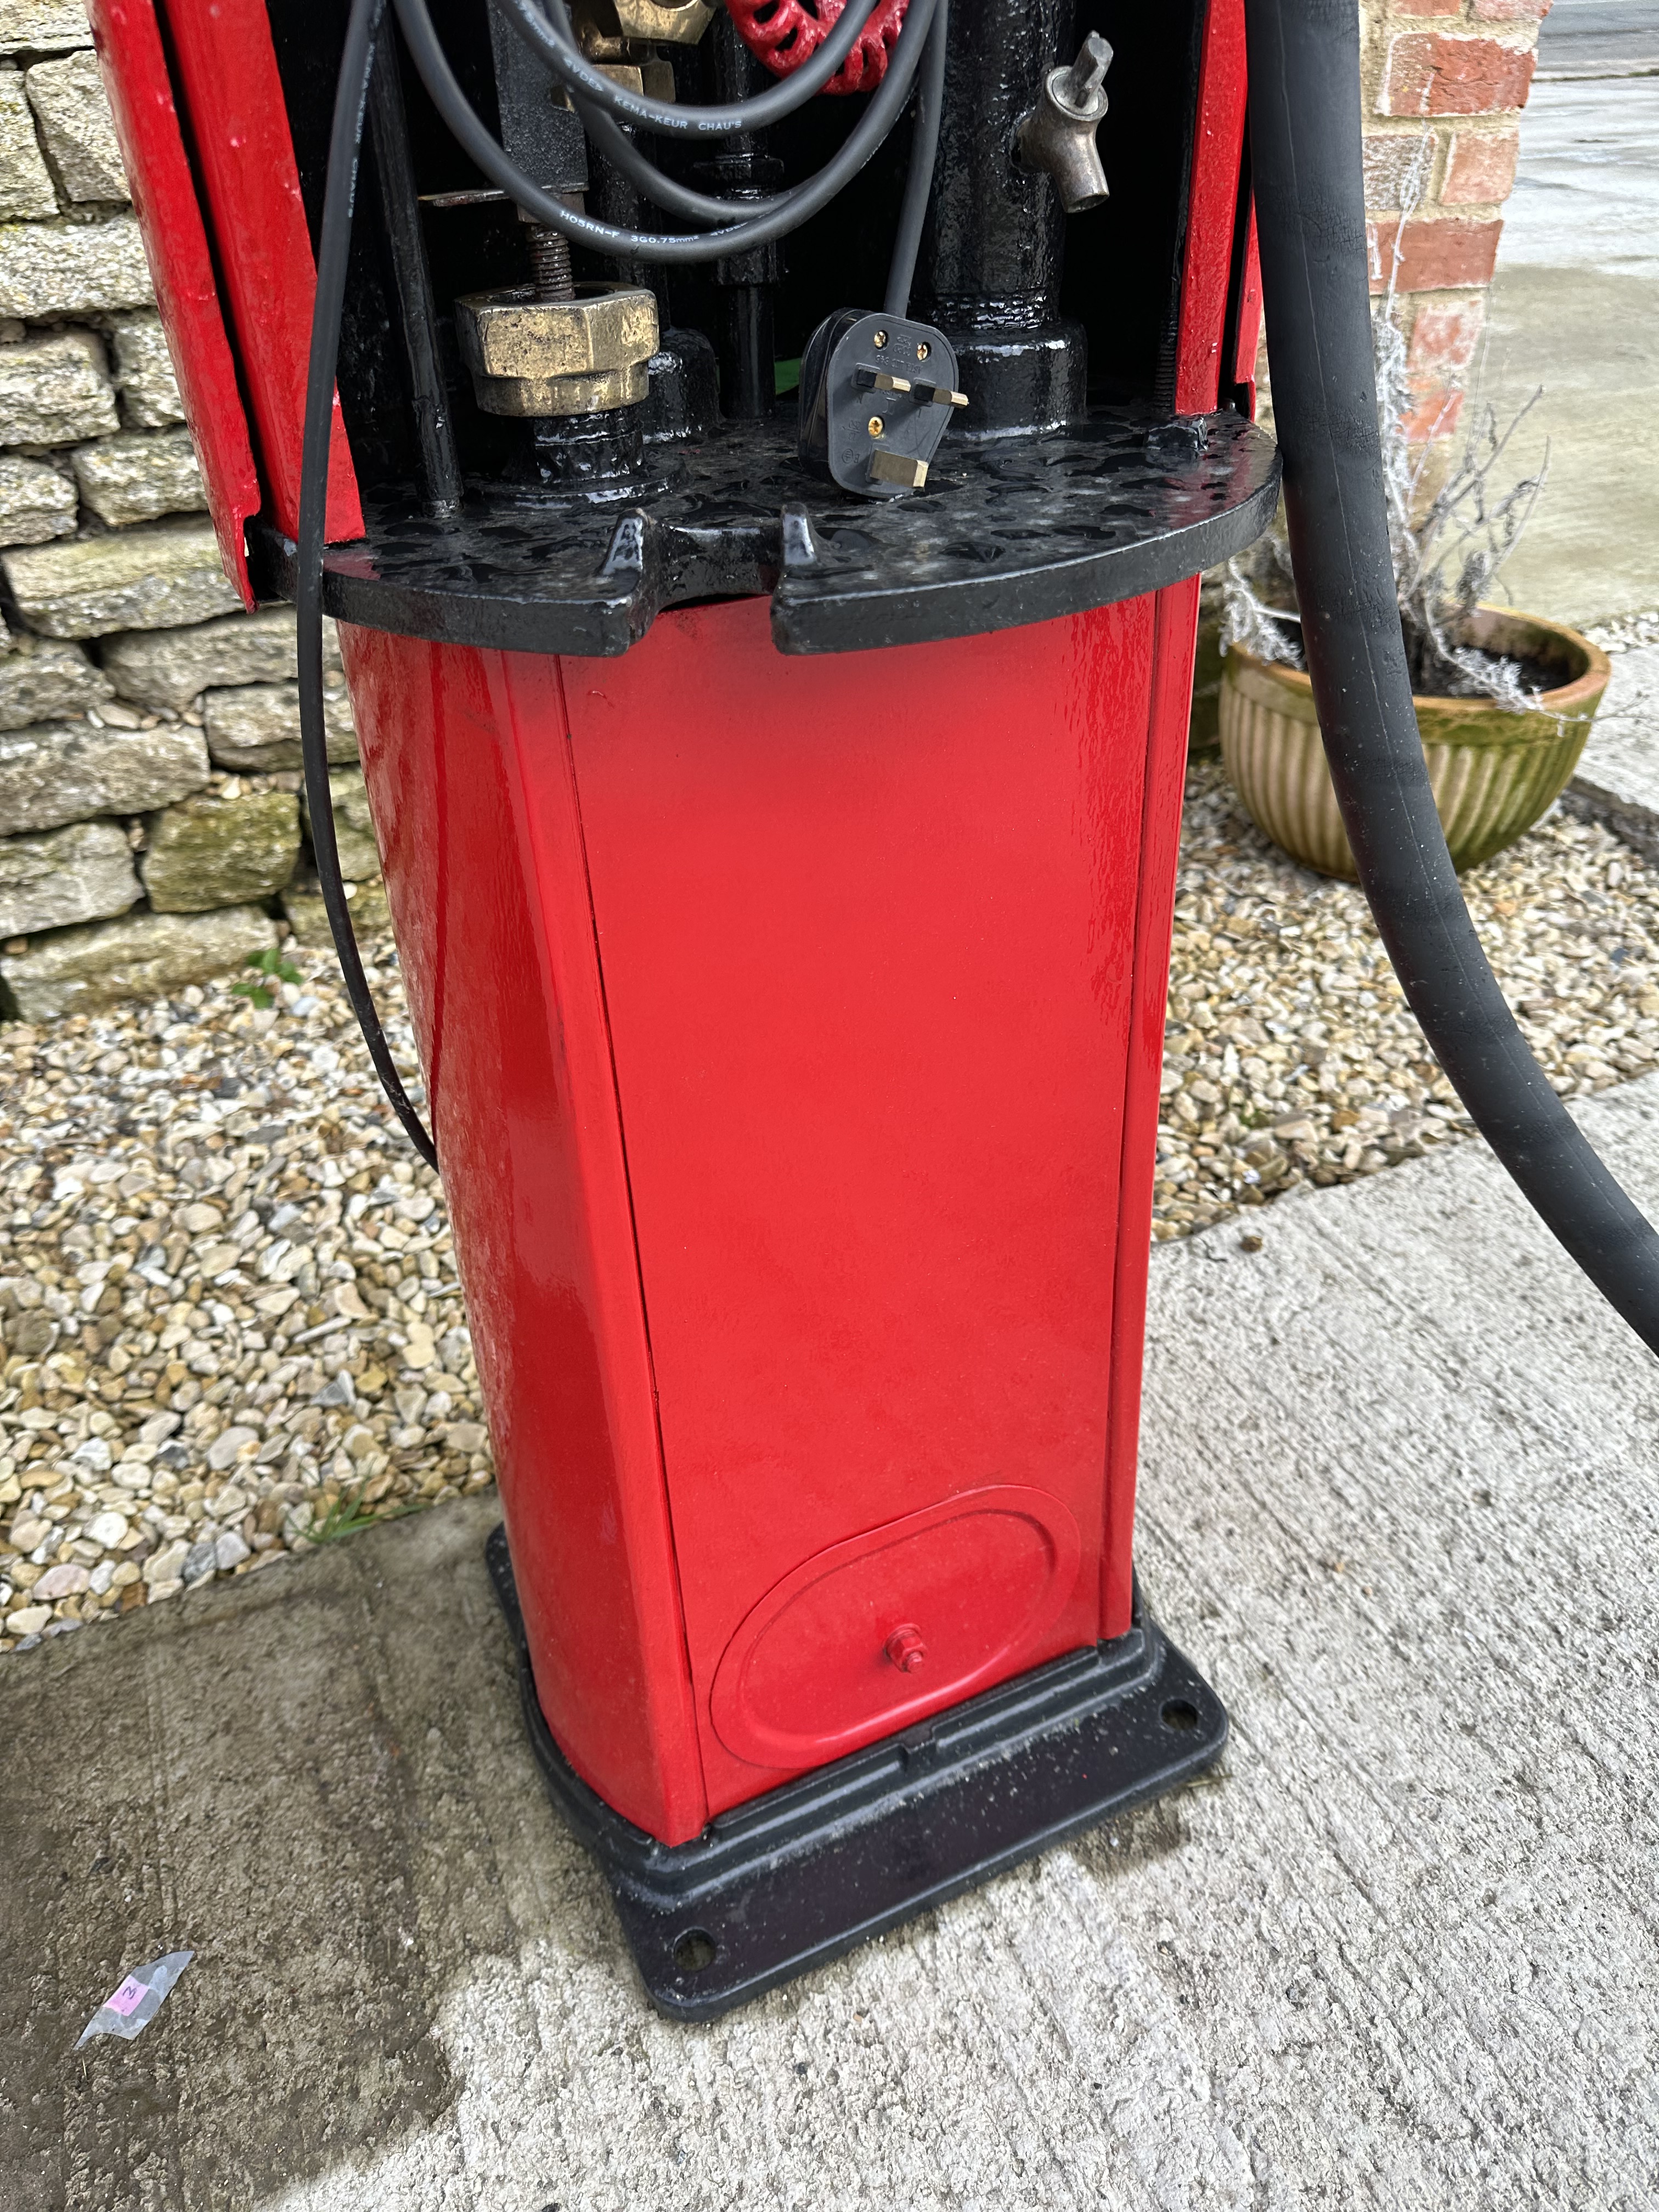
1361,0 -> 1551,438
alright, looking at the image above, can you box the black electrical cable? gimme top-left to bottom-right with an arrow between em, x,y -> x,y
492,0 -> 882,140
565,0 -> 943,239
566,89 -> 798,227
393,0 -> 938,264
300,0 -> 438,1170
1244,0 -> 1659,1351
883,0 -> 945,317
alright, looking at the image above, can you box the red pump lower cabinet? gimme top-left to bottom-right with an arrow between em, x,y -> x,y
339,580 -> 1244,2010
93,0 -> 1278,2015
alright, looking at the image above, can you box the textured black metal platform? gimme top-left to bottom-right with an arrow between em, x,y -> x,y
251,404 -> 1278,659
485,1524 -> 1227,2021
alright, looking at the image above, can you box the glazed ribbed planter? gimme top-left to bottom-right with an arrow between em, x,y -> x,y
1218,607 -> 1611,878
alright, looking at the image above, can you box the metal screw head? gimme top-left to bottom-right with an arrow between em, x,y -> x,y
916,340 -> 930,360
873,329 -> 888,347
868,415 -> 884,436
884,1623 -> 927,1673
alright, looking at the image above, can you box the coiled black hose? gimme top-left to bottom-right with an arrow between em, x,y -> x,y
1244,0 -> 1659,1351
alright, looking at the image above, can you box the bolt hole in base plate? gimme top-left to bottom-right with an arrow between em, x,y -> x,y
487,1526 -> 1228,2021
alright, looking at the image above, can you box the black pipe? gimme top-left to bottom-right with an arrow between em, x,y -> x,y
1244,0 -> 1659,1352
367,22 -> 461,520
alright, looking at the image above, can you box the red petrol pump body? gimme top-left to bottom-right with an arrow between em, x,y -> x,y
95,0 -> 1276,2012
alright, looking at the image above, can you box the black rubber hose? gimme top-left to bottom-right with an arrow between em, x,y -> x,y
883,0 -> 946,317
1244,0 -> 1659,1351
492,0 -> 883,140
394,0 -> 938,264
300,0 -> 438,1170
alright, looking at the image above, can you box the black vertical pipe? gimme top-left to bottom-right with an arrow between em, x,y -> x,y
704,11 -> 781,420
921,0 -> 1070,329
367,29 -> 462,517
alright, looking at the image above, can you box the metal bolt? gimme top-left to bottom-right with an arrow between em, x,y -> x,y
527,223 -> 575,303
873,329 -> 888,347
884,1623 -> 927,1673
868,414 -> 884,436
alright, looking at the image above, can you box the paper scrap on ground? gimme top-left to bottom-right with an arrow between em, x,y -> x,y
76,1950 -> 194,2047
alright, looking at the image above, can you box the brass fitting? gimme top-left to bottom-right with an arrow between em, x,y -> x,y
572,0 -> 712,50
456,283 -> 659,417
611,0 -> 712,44
591,54 -> 677,99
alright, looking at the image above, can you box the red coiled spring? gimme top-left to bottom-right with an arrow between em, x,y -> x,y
725,0 -> 911,95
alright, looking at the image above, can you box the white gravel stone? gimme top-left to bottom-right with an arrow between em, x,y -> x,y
0,328 -> 115,447
24,50 -> 125,204
3,1602 -> 48,1635
0,817 -> 137,936
142,1539 -> 188,1587
110,314 -> 184,432
0,927 -> 489,1651
0,69 -> 57,222
3,519 -> 241,637
205,1424 -> 257,1472
1153,762 -> 1659,1239
0,212 -> 152,318
0,715 -> 208,832
85,1509 -> 127,1548
0,452 -> 77,545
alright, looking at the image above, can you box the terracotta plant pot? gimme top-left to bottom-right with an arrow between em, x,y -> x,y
1217,606 -> 1611,878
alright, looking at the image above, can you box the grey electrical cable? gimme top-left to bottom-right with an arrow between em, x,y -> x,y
393,0 -> 938,263
883,0 -> 945,315
491,0 -> 883,140
567,91 -> 797,226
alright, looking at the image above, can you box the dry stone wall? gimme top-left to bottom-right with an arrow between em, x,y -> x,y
0,1 -> 385,1026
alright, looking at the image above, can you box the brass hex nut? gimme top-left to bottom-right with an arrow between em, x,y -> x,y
612,0 -> 713,44
456,284 -> 659,418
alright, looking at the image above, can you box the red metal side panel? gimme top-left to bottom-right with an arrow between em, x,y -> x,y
561,597 -> 1155,1816
159,0 -> 363,543
1101,576 -> 1203,1638
1174,0 -> 1250,416
1232,204 -> 1264,419
338,623 -> 709,1846
88,0 -> 261,603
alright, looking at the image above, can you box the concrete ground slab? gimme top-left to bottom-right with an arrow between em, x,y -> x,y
1481,79 -> 1659,627
3,1077 -> 1658,2210
1572,639 -> 1659,853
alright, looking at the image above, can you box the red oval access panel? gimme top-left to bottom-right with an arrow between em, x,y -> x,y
709,1485 -> 1082,1770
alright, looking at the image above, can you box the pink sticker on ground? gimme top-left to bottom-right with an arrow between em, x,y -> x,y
105,1977 -> 147,2017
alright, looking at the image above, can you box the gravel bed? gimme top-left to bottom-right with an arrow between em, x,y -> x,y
0,936 -> 487,1654
1156,758 -> 1659,1239
5,727 -> 1658,1654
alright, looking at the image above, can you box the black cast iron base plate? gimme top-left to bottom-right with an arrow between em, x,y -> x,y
251,405 -> 1278,660
486,1525 -> 1227,2021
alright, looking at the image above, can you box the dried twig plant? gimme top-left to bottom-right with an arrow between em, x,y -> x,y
1223,135 -> 1550,708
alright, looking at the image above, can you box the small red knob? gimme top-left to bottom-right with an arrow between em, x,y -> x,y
884,1623 -> 927,1674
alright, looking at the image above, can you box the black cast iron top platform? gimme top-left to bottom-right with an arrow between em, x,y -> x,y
251,404 -> 1278,658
